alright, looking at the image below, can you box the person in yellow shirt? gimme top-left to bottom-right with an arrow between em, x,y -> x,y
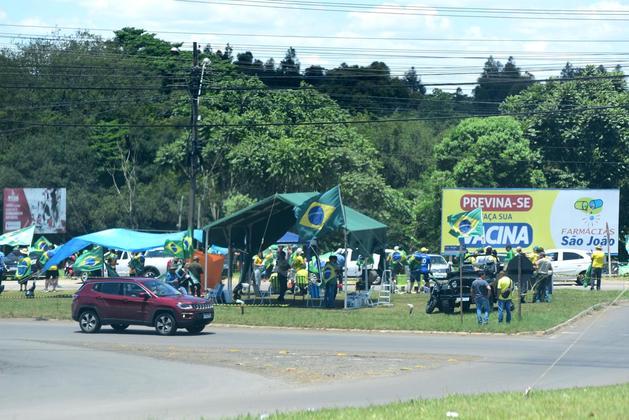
590,245 -> 605,291
496,272 -> 514,324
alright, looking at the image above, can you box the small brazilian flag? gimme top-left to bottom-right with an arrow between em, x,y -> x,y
74,246 -> 104,272
293,186 -> 345,240
32,236 -> 53,252
164,240 -> 185,259
182,229 -> 193,258
447,207 -> 485,239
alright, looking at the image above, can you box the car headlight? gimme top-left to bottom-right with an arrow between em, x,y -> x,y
177,303 -> 193,310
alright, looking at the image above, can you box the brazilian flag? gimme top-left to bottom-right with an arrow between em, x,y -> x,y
164,240 -> 185,259
294,186 -> 345,241
447,207 -> 485,239
182,229 -> 193,258
16,257 -> 32,280
74,247 -> 104,272
32,236 -> 52,252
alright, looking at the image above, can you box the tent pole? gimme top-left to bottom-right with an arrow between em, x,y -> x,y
204,228 -> 209,293
338,185 -> 349,310
227,226 -> 233,300
343,228 -> 348,310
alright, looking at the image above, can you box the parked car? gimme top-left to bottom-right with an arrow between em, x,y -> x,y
428,254 -> 452,279
545,248 -> 591,284
334,248 -> 381,278
71,277 -> 214,335
116,248 -> 169,278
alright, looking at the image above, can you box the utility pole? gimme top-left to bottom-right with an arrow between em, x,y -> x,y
188,42 -> 201,233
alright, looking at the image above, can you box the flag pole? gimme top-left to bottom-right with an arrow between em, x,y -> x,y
459,237 -> 464,324
338,185 -> 349,310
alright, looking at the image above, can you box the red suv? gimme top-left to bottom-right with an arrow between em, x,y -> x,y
72,278 -> 214,335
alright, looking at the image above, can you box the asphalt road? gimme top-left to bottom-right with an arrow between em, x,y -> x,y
1,302 -> 628,419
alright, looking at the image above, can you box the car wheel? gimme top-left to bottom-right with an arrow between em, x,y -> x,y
111,323 -> 129,332
440,300 -> 454,314
426,296 -> 437,314
186,325 -> 205,334
79,310 -> 101,333
143,267 -> 160,278
154,313 -> 176,336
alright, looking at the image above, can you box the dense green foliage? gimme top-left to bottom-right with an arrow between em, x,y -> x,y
0,29 -> 626,255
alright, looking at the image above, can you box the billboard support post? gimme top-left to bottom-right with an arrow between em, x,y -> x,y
606,222 -> 612,277
517,253 -> 522,321
458,237 -> 464,324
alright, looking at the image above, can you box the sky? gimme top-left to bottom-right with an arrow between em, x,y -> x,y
1,0 -> 628,91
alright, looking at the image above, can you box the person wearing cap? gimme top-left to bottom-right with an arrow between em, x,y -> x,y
590,245 -> 605,291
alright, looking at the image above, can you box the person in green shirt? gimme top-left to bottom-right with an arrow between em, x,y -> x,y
504,245 -> 515,263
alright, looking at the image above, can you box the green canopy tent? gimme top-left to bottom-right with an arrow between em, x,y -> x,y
203,192 -> 387,303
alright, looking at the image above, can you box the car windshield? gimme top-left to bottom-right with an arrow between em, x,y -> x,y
429,255 -> 448,265
145,249 -> 165,258
141,280 -> 181,297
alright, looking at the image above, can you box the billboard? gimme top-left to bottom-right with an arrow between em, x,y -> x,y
441,189 -> 620,254
3,188 -> 66,234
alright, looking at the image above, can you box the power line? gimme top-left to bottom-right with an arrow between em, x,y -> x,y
0,23 -> 627,43
175,0 -> 629,21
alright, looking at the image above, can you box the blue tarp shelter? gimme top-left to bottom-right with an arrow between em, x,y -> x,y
42,228 -> 193,272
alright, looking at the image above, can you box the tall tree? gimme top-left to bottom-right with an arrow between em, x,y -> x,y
473,56 -> 534,113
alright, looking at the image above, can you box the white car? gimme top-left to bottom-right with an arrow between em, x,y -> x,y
116,248 -> 170,278
428,254 -> 451,279
545,248 -> 591,284
334,248 -> 381,278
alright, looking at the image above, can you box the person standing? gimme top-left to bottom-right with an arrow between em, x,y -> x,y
496,272 -> 514,324
407,251 -> 422,293
471,272 -> 491,325
187,256 -> 204,297
590,245 -> 605,291
323,255 -> 338,308
504,245 -> 515,264
534,252 -> 553,302
276,246 -> 289,302
418,247 -> 432,293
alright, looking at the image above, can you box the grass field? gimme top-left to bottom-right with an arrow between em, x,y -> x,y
239,383 -> 629,419
0,288 -> 624,333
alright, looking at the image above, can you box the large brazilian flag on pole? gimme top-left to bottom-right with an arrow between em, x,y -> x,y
447,207 -> 485,239
293,186 -> 345,241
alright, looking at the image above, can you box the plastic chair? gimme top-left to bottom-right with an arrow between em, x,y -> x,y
255,280 -> 272,305
306,282 -> 324,307
206,283 -> 224,304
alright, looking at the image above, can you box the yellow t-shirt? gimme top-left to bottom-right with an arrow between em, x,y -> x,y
591,250 -> 605,269
497,276 -> 514,301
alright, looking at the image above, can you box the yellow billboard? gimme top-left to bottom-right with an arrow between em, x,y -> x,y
441,189 -> 620,254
